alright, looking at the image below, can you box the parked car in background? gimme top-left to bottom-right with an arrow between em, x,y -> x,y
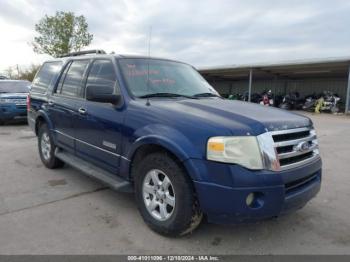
28,50 -> 321,236
0,75 -> 8,80
0,80 -> 31,124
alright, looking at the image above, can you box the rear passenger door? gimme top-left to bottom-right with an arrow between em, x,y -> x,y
49,59 -> 90,153
74,59 -> 123,174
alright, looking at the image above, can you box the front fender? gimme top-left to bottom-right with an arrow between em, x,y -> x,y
127,124 -> 203,161
122,124 -> 204,181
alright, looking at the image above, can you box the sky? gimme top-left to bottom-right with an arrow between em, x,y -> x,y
1,0 -> 350,73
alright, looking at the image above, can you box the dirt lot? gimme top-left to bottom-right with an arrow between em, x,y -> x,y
0,112 -> 349,255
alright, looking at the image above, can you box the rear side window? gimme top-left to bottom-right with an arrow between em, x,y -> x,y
60,60 -> 90,97
55,61 -> 72,94
86,60 -> 117,92
31,62 -> 62,94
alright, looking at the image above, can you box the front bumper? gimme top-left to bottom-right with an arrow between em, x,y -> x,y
185,157 -> 322,224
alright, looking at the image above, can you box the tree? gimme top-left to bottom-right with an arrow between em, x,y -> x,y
3,64 -> 40,81
18,64 -> 41,82
32,11 -> 93,57
4,66 -> 16,79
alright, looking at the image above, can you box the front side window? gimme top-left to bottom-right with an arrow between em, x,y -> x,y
118,58 -> 218,98
32,61 -> 62,94
60,60 -> 90,97
86,60 -> 118,94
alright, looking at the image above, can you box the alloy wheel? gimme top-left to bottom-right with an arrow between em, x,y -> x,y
142,169 -> 176,221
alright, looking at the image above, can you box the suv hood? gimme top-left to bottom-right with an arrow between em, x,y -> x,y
147,98 -> 312,136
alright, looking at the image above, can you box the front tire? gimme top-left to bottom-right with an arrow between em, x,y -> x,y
134,152 -> 202,236
38,123 -> 64,169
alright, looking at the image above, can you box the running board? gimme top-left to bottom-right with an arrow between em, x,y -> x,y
55,149 -> 133,193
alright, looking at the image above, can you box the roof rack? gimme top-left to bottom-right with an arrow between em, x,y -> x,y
59,49 -> 107,58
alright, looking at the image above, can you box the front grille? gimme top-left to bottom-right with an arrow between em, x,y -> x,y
271,127 -> 319,170
273,130 -> 310,142
279,151 -> 313,166
276,145 -> 294,154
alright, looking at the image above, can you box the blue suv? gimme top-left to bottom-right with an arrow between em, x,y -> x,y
28,50 -> 322,236
0,80 -> 31,124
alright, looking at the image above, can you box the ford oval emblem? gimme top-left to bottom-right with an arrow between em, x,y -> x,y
295,141 -> 310,152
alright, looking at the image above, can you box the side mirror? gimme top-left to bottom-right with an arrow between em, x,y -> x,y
86,85 -> 120,104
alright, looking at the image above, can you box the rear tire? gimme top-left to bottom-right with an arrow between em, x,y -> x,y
134,152 -> 202,237
38,123 -> 64,169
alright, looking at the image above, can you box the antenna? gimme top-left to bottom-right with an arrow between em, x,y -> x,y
146,26 -> 152,106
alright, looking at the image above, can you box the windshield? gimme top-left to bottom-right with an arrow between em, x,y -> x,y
0,81 -> 30,93
118,58 -> 219,98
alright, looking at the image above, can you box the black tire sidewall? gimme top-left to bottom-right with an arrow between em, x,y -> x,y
134,153 -> 196,236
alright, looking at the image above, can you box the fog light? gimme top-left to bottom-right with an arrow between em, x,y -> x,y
246,193 -> 255,206
246,192 -> 264,209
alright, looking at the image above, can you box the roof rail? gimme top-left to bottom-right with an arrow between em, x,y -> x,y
59,49 -> 107,58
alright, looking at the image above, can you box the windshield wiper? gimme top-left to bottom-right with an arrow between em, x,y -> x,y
192,92 -> 221,98
139,93 -> 197,99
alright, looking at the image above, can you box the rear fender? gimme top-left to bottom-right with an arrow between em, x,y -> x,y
35,110 -> 54,138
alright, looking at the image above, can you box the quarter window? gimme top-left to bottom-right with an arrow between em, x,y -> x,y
31,62 -> 62,94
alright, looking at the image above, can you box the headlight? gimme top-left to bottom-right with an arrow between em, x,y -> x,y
207,133 -> 280,171
207,136 -> 264,170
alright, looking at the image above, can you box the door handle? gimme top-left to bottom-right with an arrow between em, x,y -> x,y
78,107 -> 87,115
48,100 -> 54,106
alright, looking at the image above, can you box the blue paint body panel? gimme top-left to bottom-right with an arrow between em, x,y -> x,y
188,157 -> 321,223
0,94 -> 28,121
28,55 -> 322,224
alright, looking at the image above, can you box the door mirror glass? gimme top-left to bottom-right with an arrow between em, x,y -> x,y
86,85 -> 120,104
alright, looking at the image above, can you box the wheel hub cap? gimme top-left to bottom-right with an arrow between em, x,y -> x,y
142,169 -> 175,221
41,132 -> 51,161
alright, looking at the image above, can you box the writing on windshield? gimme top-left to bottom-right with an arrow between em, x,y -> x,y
119,58 -> 216,97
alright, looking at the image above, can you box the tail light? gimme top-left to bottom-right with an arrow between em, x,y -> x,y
26,95 -> 30,111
